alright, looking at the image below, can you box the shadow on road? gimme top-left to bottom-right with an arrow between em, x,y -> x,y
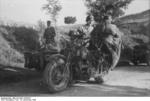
70,83 -> 150,96
48,81 -> 150,96
0,64 -> 41,85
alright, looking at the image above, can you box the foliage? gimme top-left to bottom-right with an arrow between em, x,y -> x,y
84,0 -> 133,22
3,25 -> 40,52
64,16 -> 77,24
12,26 -> 40,51
42,0 -> 62,25
0,27 -> 24,66
119,16 -> 150,48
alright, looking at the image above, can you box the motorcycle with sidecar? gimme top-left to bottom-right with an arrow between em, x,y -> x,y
24,30 -> 121,93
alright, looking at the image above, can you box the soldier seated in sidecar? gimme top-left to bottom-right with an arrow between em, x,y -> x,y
24,20 -> 59,71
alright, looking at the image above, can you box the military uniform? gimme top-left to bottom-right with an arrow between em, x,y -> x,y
79,24 -> 94,38
43,27 -> 56,45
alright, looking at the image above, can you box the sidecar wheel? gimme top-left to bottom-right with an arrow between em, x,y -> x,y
44,58 -> 70,93
147,59 -> 150,66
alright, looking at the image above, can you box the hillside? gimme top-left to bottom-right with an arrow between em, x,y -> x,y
119,10 -> 150,24
0,27 -> 24,66
117,9 -> 150,49
116,9 -> 150,62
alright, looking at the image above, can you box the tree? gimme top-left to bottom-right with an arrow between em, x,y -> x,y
84,0 -> 133,23
64,16 -> 77,24
42,0 -> 62,26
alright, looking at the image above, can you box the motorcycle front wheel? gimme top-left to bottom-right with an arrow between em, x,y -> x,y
43,58 -> 70,93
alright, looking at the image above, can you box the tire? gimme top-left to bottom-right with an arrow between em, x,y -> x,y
43,58 -> 70,93
147,59 -> 150,66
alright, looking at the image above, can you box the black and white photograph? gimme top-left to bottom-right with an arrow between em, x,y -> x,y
0,0 -> 150,98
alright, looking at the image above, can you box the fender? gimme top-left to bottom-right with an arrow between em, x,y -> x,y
45,53 -> 66,62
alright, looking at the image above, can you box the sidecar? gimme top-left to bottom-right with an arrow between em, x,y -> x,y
24,48 -> 60,71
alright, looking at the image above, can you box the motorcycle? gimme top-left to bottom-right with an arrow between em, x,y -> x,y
43,31 -> 118,93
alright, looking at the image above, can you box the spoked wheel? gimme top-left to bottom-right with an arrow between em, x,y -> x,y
44,58 -> 70,93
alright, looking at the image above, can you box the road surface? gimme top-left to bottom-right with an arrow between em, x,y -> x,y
0,64 -> 150,96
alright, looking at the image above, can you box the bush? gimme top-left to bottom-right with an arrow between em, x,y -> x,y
4,26 -> 40,52
0,27 -> 24,66
64,16 -> 77,24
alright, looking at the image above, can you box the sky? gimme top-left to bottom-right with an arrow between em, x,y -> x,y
0,0 -> 149,26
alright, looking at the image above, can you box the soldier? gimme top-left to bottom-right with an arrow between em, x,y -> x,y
77,15 -> 95,49
76,15 -> 95,58
80,15 -> 95,38
39,21 -> 56,70
43,20 -> 56,46
105,5 -> 114,16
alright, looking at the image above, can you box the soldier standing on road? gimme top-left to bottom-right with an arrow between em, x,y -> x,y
91,5 -> 123,70
102,5 -> 123,70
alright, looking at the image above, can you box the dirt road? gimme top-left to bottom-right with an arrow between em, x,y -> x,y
0,65 -> 150,96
